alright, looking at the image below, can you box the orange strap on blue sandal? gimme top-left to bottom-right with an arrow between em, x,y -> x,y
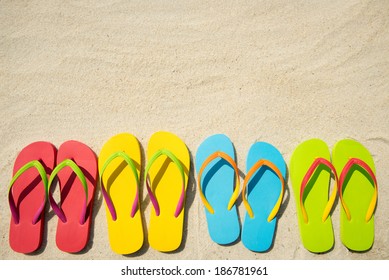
241,142 -> 286,252
197,151 -> 240,215
242,159 -> 285,222
195,134 -> 241,245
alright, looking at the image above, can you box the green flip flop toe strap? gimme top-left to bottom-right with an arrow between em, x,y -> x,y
48,159 -> 88,224
8,160 -> 48,224
145,148 -> 186,218
100,151 -> 140,220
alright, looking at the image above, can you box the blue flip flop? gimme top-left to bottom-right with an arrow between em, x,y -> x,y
195,134 -> 240,245
241,142 -> 286,252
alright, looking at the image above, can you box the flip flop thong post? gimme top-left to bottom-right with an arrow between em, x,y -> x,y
332,139 -> 378,252
99,133 -> 144,255
145,131 -> 190,252
48,140 -> 97,253
195,134 -> 240,245
290,139 -> 337,253
8,141 -> 56,253
241,142 -> 286,252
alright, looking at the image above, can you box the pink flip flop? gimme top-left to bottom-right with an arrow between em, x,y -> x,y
8,141 -> 57,253
48,140 -> 97,253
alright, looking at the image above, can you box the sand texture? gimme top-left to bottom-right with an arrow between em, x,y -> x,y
1,0 -> 388,260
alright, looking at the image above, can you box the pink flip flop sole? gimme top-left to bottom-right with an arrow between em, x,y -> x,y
9,141 -> 56,254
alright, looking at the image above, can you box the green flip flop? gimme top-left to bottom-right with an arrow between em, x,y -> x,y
332,139 -> 378,252
290,139 -> 338,253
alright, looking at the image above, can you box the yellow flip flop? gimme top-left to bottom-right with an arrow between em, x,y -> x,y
98,133 -> 144,254
145,131 -> 190,252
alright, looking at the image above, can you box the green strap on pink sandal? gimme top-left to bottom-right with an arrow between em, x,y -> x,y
48,159 -> 89,225
8,160 -> 49,226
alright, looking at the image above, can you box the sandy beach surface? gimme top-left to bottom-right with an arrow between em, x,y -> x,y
1,0 -> 388,260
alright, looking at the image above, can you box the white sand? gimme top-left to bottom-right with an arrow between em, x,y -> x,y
1,0 -> 388,260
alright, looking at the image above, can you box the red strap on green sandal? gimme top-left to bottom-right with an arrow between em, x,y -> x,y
197,151 -> 240,214
338,158 -> 378,222
242,159 -> 285,222
300,158 -> 338,223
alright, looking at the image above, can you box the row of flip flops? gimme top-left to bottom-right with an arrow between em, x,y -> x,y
197,135 -> 377,253
6,132 -> 377,254
8,131 -> 189,254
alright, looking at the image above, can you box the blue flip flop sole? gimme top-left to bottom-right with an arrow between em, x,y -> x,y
241,142 -> 286,252
195,134 -> 240,245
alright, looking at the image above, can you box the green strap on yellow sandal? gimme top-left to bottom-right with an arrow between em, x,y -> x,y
98,133 -> 144,255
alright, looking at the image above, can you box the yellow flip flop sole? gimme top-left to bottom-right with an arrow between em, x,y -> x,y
99,133 -> 144,254
145,131 -> 190,252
